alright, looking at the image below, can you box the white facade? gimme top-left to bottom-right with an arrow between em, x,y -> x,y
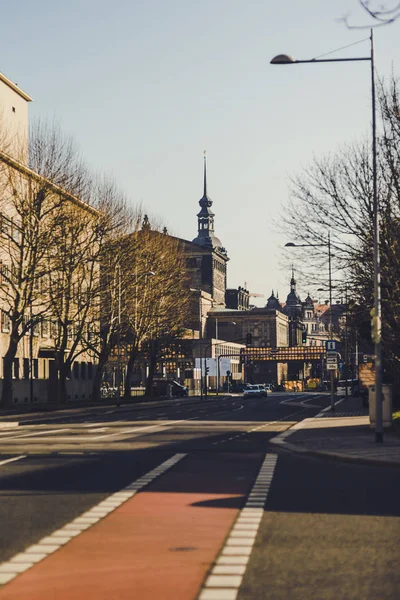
0,71 -> 32,162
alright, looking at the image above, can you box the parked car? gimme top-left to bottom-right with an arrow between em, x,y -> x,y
264,383 -> 275,392
243,384 -> 268,398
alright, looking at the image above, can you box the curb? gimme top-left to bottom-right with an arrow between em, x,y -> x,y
270,396 -> 400,467
270,437 -> 400,467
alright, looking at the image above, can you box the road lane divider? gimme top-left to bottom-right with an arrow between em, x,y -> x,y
0,455 -> 26,467
0,428 -> 71,442
198,453 -> 278,600
0,453 -> 186,586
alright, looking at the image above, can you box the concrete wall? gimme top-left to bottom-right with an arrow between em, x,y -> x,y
1,377 -> 96,405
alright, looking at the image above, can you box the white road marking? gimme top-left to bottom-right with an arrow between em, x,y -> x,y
198,453 -> 278,600
91,419 -> 186,440
0,428 -> 71,442
270,397 -> 346,445
0,453 -> 186,587
0,455 -> 26,467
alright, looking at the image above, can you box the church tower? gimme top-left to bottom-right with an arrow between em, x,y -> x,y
192,152 -> 224,251
186,153 -> 228,305
283,268 -> 303,347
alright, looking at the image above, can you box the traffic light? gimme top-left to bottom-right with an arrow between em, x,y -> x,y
301,329 -> 307,344
246,333 -> 252,347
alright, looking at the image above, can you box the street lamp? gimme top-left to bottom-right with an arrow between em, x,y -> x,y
273,30 -> 383,442
285,233 -> 335,410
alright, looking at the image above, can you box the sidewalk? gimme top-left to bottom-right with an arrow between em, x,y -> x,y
271,394 -> 400,466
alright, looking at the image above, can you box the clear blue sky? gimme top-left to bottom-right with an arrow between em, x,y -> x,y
2,1 -> 399,305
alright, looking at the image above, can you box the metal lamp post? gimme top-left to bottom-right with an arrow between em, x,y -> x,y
273,29 -> 383,441
285,233 -> 335,410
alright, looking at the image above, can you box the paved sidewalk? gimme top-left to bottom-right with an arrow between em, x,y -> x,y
271,394 -> 400,466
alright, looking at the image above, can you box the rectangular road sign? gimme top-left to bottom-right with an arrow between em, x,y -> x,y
326,340 -> 337,351
327,363 -> 337,371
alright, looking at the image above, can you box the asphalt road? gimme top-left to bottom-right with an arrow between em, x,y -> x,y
0,392 -> 398,599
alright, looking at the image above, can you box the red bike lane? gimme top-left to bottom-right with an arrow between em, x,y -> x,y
0,452 -> 263,600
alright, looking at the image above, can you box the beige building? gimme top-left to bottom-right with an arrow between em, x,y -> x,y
0,71 -> 31,162
0,71 -> 99,405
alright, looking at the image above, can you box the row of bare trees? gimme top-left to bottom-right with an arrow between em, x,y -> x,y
280,75 -> 400,388
0,121 -> 190,407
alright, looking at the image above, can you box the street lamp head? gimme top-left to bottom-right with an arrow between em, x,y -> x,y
270,54 -> 296,65
285,242 -> 296,247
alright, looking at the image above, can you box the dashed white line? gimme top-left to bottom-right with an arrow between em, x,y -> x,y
198,453 -> 278,600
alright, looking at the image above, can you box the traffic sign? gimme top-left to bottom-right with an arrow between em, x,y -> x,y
327,363 -> 337,371
326,340 -> 337,351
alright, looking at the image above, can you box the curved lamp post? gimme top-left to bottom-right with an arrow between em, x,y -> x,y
273,30 -> 383,442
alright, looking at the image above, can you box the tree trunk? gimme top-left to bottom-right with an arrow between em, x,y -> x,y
55,350 -> 68,404
1,336 -> 19,409
124,346 -> 138,399
91,348 -> 109,402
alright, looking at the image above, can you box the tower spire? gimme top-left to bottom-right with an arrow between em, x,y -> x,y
203,150 -> 207,198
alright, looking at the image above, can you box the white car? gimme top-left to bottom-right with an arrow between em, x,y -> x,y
243,384 -> 268,398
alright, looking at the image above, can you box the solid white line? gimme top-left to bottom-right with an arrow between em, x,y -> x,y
0,453 -> 186,586
91,419 -> 187,440
0,455 -> 26,467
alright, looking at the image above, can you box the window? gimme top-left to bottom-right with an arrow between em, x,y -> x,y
41,319 -> 49,337
51,321 -> 59,339
33,359 -> 38,379
23,358 -> 29,379
13,358 -> 19,379
1,310 -> 10,333
73,362 -> 79,379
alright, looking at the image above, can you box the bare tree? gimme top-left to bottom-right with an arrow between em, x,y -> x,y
343,1 -> 400,28
86,196 -> 135,402
280,75 -> 400,385
123,224 -> 190,398
0,121 -> 94,407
